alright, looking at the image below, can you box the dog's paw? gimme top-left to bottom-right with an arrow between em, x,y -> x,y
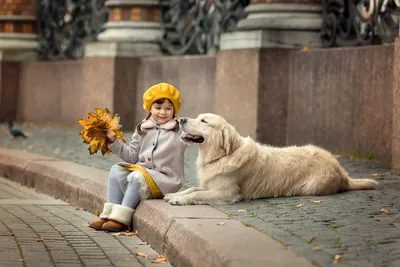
168,196 -> 189,206
163,193 -> 177,202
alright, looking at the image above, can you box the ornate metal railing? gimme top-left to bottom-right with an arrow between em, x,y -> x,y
36,0 -> 108,60
160,0 -> 250,55
321,0 -> 400,47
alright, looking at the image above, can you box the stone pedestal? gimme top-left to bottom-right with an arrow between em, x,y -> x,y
0,0 -> 39,60
0,0 -> 39,122
86,0 -> 163,57
220,0 -> 323,50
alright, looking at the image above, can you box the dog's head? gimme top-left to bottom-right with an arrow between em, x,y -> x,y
179,113 -> 241,155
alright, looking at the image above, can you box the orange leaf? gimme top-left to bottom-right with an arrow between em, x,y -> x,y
94,210 -> 100,217
380,209 -> 389,213
312,246 -> 321,251
18,258 -> 24,262
216,222 -> 226,226
35,238 -> 45,242
151,255 -> 168,263
20,185 -> 28,189
136,252 -> 148,258
300,46 -> 309,52
333,254 -> 343,263
124,258 -> 131,261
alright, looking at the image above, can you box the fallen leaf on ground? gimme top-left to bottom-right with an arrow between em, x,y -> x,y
139,242 -> 148,245
51,195 -> 59,200
368,173 -> 378,177
35,238 -> 45,242
380,208 -> 389,213
18,258 -> 24,262
91,230 -> 98,233
76,207 -> 85,211
333,254 -> 343,263
119,231 -> 138,236
20,185 -> 29,189
216,222 -> 226,226
27,145 -> 33,149
312,200 -> 323,203
94,210 -> 99,216
312,246 -> 321,251
151,255 -> 168,263
124,258 -> 131,261
296,204 -> 304,208
237,209 -> 248,212
53,147 -> 61,154
9,233 -> 15,236
136,252 -> 148,258
300,46 -> 309,52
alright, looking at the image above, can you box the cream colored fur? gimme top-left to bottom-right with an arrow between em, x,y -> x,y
164,113 -> 378,205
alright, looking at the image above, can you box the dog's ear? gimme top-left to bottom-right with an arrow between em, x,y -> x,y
220,126 -> 237,155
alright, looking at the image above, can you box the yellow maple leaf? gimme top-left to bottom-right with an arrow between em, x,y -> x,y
78,108 -> 126,155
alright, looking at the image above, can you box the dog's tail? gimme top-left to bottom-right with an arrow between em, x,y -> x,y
347,178 -> 378,190
338,165 -> 378,191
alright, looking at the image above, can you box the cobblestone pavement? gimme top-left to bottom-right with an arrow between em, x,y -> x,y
0,176 -> 172,267
1,123 -> 400,267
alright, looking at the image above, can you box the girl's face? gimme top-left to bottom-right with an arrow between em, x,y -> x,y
150,99 -> 174,124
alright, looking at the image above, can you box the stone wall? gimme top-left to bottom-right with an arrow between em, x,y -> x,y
1,43 -> 397,166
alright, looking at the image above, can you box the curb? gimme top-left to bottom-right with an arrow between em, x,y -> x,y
0,148 -> 313,267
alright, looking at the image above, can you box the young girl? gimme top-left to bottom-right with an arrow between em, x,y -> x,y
89,82 -> 187,232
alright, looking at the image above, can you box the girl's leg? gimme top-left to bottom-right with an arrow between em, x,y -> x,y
90,165 -> 125,230
103,171 -> 144,232
121,172 -> 142,209
107,166 -> 124,204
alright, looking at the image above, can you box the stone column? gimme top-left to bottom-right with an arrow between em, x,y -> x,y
220,0 -> 323,50
0,0 -> 38,60
85,0 -> 163,57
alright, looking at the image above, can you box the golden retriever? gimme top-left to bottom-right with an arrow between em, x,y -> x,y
164,113 -> 378,205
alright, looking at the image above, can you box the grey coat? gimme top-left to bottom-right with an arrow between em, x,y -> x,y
108,125 -> 187,196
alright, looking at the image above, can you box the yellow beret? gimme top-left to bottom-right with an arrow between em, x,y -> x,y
143,83 -> 181,114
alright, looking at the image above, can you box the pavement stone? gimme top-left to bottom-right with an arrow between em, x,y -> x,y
0,176 -> 173,267
1,122 -> 400,266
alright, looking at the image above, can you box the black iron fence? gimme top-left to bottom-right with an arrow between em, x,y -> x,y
36,0 -> 107,60
321,0 -> 400,47
35,0 -> 400,60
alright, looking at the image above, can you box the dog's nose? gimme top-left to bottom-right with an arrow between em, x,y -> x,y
179,118 -> 187,124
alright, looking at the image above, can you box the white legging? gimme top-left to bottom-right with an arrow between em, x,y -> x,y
107,167 -> 142,209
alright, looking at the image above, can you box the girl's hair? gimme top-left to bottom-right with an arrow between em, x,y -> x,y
136,98 -> 179,136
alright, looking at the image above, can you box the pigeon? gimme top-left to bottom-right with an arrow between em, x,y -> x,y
7,120 -> 27,139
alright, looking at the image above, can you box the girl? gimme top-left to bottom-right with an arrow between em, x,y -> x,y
89,82 -> 187,232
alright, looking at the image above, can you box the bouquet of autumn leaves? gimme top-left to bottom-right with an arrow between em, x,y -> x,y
78,108 -> 125,155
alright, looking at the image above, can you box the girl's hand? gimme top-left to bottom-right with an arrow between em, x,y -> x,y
106,129 -> 117,143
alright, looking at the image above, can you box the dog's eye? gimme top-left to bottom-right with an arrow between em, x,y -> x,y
201,119 -> 207,124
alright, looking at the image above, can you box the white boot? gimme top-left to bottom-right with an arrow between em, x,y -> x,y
102,204 -> 135,232
99,202 -> 114,219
